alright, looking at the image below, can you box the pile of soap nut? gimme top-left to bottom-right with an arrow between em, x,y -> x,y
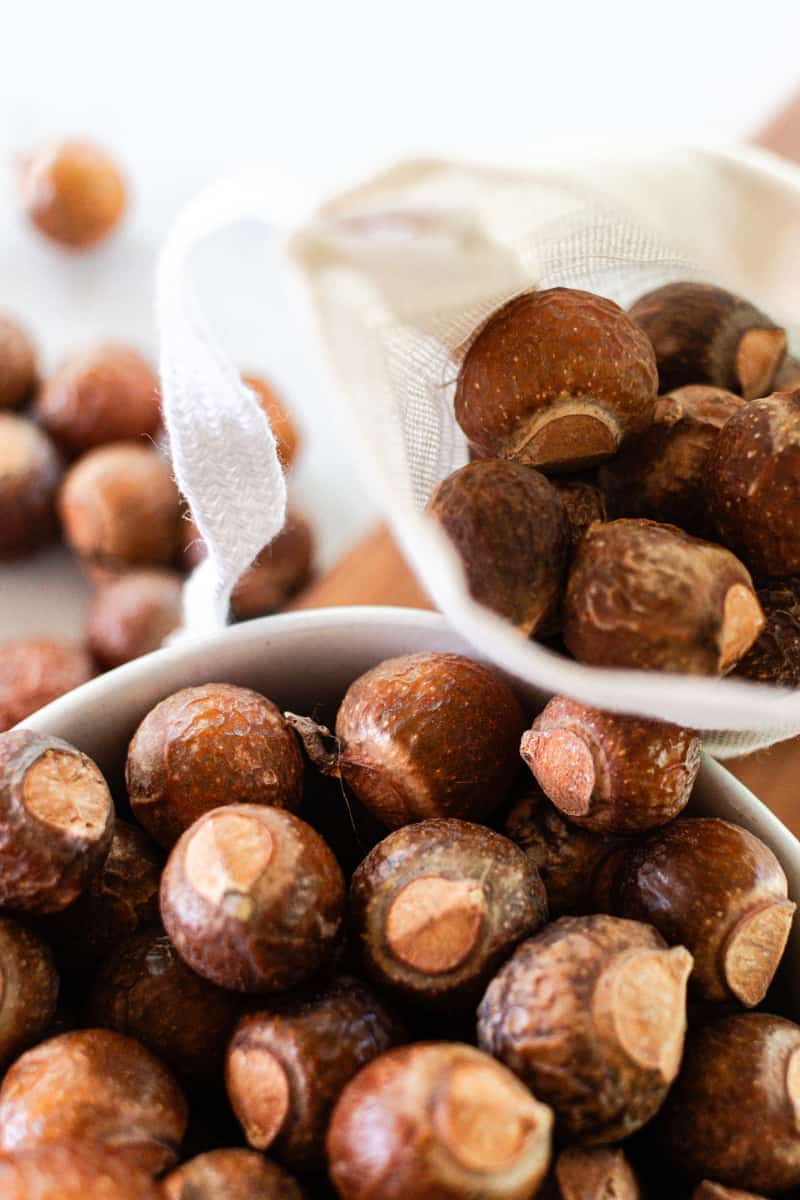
0,651 -> 796,1198
0,139 -> 313,731
431,283 -> 800,685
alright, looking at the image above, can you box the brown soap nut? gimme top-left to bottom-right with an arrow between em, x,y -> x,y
563,519 -> 765,674
160,804 -> 345,993
226,975 -> 404,1169
88,568 -> 183,669
552,478 -> 607,553
243,373 -> 301,468
692,1184 -> 769,1200
0,413 -> 62,559
629,282 -> 787,400
127,682 -> 303,849
0,1028 -> 187,1174
520,696 -> 702,833
0,316 -> 37,410
598,386 -> 747,537
350,818 -> 547,1009
89,928 -> 244,1081
0,638 -> 94,732
707,391 -> 800,578
0,730 -> 114,913
59,440 -> 181,572
0,916 -> 59,1067
43,818 -> 162,969
454,288 -> 658,472
327,1041 -> 554,1200
295,651 -> 525,830
0,1142 -> 163,1200
231,511 -> 315,620
608,817 -> 795,1007
427,460 -> 569,635
658,1013 -> 800,1193
478,913 -> 693,1143
18,138 -> 127,249
735,577 -> 800,687
502,784 -> 622,917
163,1148 -> 306,1200
542,1146 -> 641,1200
36,344 -> 161,453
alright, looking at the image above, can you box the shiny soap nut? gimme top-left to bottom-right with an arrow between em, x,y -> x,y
160,804 -> 345,993
477,913 -> 693,1143
610,817 -> 795,1006
323,651 -> 525,829
455,288 -> 658,471
89,928 -> 244,1082
0,639 -> 93,732
126,682 -> 303,849
350,818 -> 547,1008
327,1042 -> 554,1200
36,344 -> 161,453
0,413 -> 62,559
629,282 -> 787,400
0,1142 -> 163,1200
657,1013 -> 800,1194
735,577 -> 800,687
18,138 -> 127,249
0,917 -> 59,1067
43,818 -> 162,969
162,1149 -> 306,1200
707,391 -> 800,577
598,386 -> 746,536
59,440 -> 181,571
544,1146 -> 641,1200
0,730 -> 114,913
520,697 -> 702,833
88,568 -> 183,669
231,511 -> 314,620
564,519 -> 764,674
0,316 -> 37,410
427,460 -> 569,634
225,975 -> 403,1170
0,1028 -> 188,1174
243,374 -> 301,469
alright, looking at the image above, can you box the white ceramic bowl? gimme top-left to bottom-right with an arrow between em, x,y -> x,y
20,605 -> 800,1007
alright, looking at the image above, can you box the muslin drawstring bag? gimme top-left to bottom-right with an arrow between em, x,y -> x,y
156,146 -> 800,756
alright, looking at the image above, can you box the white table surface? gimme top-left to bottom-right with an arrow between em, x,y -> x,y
2,0 -> 798,640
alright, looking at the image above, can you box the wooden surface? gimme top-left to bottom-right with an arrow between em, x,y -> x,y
292,92 -> 800,831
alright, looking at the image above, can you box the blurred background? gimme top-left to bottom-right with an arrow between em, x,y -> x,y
2,0 -> 799,640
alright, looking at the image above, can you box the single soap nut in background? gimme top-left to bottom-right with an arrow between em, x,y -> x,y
629,282 -> 787,400
0,729 -> 114,913
243,373 -> 301,469
427,460 -> 569,635
0,315 -> 37,411
88,568 -> 183,669
477,913 -> 693,1144
0,413 -> 62,560
230,510 -> 314,620
36,344 -> 161,453
552,478 -> 607,552
288,651 -> 525,830
707,390 -> 800,578
598,385 -> 746,537
606,817 -> 795,1006
89,928 -> 245,1082
160,804 -> 345,993
0,916 -> 59,1068
18,138 -> 127,249
162,1149 -> 307,1200
0,1028 -> 187,1175
58,440 -> 181,574
563,519 -> 764,674
126,682 -> 303,848
455,288 -> 658,471
326,1041 -> 554,1200
349,818 -> 547,1009
0,1142 -> 163,1200
225,975 -> 404,1170
656,1013 -> 800,1194
541,1146 -> 641,1200
520,697 -> 702,833
735,577 -> 800,687
0,639 -> 93,733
